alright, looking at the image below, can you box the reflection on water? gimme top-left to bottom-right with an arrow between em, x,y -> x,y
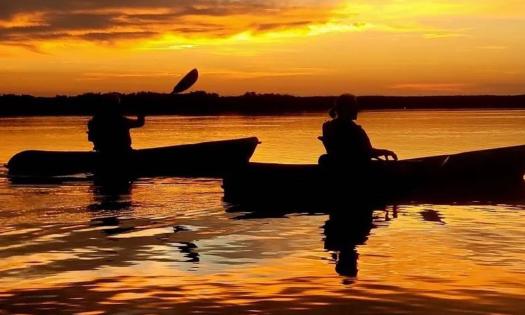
323,206 -> 376,278
1,111 -> 525,314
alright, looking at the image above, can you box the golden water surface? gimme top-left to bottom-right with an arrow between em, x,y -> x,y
1,110 -> 524,314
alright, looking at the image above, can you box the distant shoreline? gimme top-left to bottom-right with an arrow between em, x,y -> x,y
1,92 -> 524,116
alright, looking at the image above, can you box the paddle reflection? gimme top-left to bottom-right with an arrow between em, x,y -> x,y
88,179 -> 201,264
419,209 -> 446,225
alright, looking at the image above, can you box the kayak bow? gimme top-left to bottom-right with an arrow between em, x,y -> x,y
7,137 -> 259,178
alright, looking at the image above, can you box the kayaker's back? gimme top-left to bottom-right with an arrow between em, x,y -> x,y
320,119 -> 372,165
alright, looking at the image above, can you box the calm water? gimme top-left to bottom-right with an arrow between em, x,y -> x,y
1,110 -> 524,314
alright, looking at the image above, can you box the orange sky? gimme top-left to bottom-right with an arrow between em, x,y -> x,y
0,0 -> 524,96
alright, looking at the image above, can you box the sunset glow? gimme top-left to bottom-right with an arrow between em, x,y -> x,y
1,0 -> 524,95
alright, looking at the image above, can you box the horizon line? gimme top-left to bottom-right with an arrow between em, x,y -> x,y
2,91 -> 525,98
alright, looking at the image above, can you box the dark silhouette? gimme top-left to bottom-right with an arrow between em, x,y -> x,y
319,94 -> 397,167
1,92 -> 525,117
323,207 -> 375,278
86,94 -> 144,181
7,137 -> 259,178
172,68 -> 199,94
91,173 -> 134,201
87,94 -> 145,153
420,209 -> 446,225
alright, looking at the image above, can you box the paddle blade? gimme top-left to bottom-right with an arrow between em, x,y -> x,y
172,68 -> 199,94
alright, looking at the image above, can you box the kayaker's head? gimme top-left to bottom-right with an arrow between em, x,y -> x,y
95,93 -> 122,116
105,93 -> 122,106
330,94 -> 359,120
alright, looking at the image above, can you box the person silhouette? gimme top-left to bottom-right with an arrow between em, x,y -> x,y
87,93 -> 145,154
319,94 -> 397,167
87,93 -> 144,179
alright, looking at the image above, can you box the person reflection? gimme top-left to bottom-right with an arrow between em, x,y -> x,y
88,180 -> 133,235
92,160 -> 133,206
323,205 -> 375,278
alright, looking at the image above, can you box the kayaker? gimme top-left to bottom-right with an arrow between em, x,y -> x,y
87,93 -> 145,154
319,94 -> 397,166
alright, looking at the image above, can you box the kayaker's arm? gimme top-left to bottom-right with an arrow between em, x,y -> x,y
357,126 -> 398,161
127,115 -> 145,128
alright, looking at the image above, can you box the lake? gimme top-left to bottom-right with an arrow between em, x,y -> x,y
1,110 -> 524,314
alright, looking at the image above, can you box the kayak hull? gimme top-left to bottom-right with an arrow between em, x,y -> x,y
7,137 -> 259,178
223,145 -> 525,205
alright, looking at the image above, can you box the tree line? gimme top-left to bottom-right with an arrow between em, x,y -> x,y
0,91 -> 524,116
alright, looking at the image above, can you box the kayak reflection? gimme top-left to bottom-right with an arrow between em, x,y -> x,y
225,182 -> 524,280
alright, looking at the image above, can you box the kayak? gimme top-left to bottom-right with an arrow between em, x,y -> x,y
223,145 -> 525,204
7,137 -> 259,178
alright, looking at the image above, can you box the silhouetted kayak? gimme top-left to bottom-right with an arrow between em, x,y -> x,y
7,137 -> 259,178
223,145 -> 525,204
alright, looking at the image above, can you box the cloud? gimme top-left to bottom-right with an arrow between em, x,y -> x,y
0,1 -> 339,47
79,71 -> 177,81
0,1 -> 249,19
1,0 -> 523,51
388,83 -> 472,93
78,68 -> 330,82
203,67 -> 332,79
477,45 -> 508,50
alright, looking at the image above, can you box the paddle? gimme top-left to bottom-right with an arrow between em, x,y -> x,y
132,68 -> 198,118
172,68 -> 199,94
